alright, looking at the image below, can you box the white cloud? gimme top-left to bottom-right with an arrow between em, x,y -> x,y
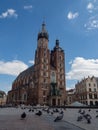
28,60 -> 34,64
0,9 -> 18,19
67,12 -> 79,20
66,84 -> 75,90
84,15 -> 98,30
0,60 -> 28,76
87,2 -> 94,11
66,57 -> 98,80
84,0 -> 98,31
24,5 -> 33,10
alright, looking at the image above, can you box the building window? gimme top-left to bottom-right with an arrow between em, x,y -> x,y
43,72 -> 46,76
44,53 -> 46,57
89,83 -> 91,87
43,91 -> 46,96
43,72 -> 48,77
44,79 -> 46,83
90,101 -> 93,106
89,88 -> 91,92
59,55 -> 62,60
44,48 -> 47,53
60,75 -> 62,79
89,94 -> 92,99
43,97 -> 46,102
60,63 -> 62,67
44,65 -> 46,69
24,94 -> 27,100
44,59 -> 46,63
94,88 -> 96,92
94,94 -> 97,99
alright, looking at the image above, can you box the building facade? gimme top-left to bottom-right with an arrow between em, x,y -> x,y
7,22 -> 66,106
75,76 -> 98,106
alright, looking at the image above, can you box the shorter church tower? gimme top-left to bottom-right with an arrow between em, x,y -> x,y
50,39 -> 66,106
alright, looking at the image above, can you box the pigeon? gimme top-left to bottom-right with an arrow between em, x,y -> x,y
51,112 -> 53,115
35,110 -> 42,116
47,109 -> 50,114
77,116 -> 83,121
84,114 -> 92,120
21,112 -> 26,120
96,115 -> 98,118
86,116 -> 91,124
78,109 -> 81,113
88,109 -> 91,112
29,109 -> 31,112
32,109 -> 34,112
54,113 -> 64,122
80,110 -> 85,115
59,110 -> 63,114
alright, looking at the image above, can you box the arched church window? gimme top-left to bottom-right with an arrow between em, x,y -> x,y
30,81 -> 34,88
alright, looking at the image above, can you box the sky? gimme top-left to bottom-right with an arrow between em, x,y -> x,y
0,0 -> 98,93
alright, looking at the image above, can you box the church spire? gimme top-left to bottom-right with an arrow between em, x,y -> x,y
42,21 -> 46,32
37,22 -> 49,41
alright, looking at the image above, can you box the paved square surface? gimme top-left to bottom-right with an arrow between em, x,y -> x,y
0,107 -> 97,130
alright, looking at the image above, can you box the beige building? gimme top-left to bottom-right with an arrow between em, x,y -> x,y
7,22 -> 66,106
75,76 -> 98,106
66,89 -> 76,105
0,90 -> 6,105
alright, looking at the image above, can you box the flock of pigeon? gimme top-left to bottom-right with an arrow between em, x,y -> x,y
77,108 -> 98,124
20,106 -> 98,125
20,107 -> 64,122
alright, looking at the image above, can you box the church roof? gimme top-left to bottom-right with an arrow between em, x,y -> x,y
15,65 -> 34,81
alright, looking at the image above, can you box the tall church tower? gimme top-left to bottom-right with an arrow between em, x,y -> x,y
34,22 -> 50,105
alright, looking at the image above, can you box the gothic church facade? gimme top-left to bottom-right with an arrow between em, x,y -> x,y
7,23 -> 66,106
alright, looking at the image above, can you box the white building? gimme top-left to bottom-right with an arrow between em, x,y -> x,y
75,76 -> 98,106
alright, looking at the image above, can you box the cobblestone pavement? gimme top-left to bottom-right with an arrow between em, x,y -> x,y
0,108 -> 84,130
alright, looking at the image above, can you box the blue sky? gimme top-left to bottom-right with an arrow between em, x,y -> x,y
0,0 -> 98,93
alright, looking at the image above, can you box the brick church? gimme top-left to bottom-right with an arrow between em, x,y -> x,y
7,22 -> 66,106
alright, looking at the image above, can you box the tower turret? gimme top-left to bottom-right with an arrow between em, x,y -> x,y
56,39 -> 59,47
